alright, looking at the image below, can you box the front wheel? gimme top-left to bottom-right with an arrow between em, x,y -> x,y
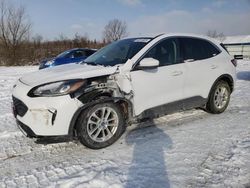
206,81 -> 231,114
76,102 -> 126,149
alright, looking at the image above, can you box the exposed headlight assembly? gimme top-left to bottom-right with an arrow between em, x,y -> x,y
28,79 -> 86,97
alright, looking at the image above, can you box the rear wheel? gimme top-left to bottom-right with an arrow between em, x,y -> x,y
76,102 -> 125,149
206,81 -> 231,114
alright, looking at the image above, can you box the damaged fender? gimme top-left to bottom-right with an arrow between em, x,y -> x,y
68,69 -> 135,136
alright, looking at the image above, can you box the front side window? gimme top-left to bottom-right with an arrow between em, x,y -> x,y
142,38 -> 181,66
83,38 -> 152,66
180,38 -> 220,61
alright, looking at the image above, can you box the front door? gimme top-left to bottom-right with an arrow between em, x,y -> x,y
130,38 -> 185,116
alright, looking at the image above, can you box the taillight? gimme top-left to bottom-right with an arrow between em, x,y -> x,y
231,59 -> 237,67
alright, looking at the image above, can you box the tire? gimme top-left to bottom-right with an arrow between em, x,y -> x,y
206,80 -> 231,114
76,102 -> 126,149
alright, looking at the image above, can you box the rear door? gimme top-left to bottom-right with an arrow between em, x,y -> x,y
180,37 -> 221,108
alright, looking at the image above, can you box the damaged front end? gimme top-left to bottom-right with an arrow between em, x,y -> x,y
68,71 -> 135,136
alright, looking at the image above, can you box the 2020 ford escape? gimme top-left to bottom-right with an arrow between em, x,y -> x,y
12,33 -> 236,149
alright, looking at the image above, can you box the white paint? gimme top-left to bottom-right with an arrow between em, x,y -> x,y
12,33 -> 236,136
20,63 -> 118,87
130,62 -> 185,115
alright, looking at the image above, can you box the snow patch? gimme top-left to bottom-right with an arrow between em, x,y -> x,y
0,62 -> 249,187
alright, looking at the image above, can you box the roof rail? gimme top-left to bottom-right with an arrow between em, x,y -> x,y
153,33 -> 165,39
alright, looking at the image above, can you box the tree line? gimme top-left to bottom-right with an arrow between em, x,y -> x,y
0,0 -> 225,66
0,0 -> 128,66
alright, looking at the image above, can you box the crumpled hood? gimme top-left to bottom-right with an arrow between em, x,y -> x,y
20,64 -> 118,86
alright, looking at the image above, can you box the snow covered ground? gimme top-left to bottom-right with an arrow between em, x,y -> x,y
0,61 -> 249,188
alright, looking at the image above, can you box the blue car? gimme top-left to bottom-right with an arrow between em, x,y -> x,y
39,48 -> 97,69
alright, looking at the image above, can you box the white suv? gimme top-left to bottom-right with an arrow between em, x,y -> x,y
12,34 -> 236,149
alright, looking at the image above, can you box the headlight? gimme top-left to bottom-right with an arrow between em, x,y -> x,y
28,79 -> 86,97
45,60 -> 55,66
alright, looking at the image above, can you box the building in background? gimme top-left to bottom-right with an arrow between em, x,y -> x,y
223,35 -> 250,59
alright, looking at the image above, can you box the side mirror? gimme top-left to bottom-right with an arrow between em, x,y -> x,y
138,58 -> 159,69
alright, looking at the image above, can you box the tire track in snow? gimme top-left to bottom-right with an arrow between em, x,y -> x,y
189,135 -> 250,187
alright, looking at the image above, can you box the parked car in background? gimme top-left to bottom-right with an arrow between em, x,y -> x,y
39,48 -> 97,69
13,33 -> 236,149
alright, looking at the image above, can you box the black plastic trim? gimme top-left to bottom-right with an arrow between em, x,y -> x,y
16,120 -> 38,138
209,74 -> 234,94
137,96 -> 207,120
12,96 -> 28,117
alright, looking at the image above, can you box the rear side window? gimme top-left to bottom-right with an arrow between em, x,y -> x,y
180,38 -> 220,61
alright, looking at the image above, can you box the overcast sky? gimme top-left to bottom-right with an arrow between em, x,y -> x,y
11,0 -> 250,40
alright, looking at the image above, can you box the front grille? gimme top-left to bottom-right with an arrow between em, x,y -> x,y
12,96 -> 28,117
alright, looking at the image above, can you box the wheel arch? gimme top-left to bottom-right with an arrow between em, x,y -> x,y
208,74 -> 234,98
68,96 -> 133,137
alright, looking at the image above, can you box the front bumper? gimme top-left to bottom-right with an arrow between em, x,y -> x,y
12,80 -> 83,136
16,120 -> 38,138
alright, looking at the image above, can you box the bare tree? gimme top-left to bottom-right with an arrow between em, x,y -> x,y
32,34 -> 43,44
207,30 -> 226,42
0,0 -> 31,65
103,19 -> 128,42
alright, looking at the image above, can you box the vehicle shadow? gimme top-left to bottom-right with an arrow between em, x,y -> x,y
237,71 -> 250,81
125,120 -> 172,188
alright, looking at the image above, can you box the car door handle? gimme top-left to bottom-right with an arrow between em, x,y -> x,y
211,65 -> 218,69
171,71 -> 183,76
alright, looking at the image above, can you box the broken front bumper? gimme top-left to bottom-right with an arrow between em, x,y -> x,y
12,80 -> 82,136
16,120 -> 38,138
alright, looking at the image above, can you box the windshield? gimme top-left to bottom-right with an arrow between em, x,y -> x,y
83,38 -> 152,66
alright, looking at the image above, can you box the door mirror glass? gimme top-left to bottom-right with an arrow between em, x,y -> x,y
138,58 -> 159,69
